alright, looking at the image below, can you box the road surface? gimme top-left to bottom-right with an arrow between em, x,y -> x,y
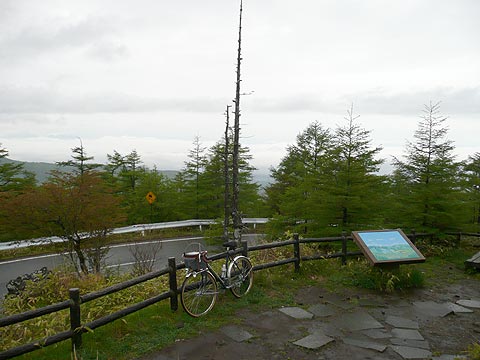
0,234 -> 261,301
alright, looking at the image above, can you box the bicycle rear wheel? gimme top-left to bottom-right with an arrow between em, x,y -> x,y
228,256 -> 253,298
181,271 -> 217,317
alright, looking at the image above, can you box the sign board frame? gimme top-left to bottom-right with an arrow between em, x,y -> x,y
351,229 -> 425,266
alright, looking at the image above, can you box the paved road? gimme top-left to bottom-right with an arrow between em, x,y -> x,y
0,234 -> 261,300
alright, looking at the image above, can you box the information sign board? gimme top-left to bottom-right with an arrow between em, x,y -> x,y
351,229 -> 425,266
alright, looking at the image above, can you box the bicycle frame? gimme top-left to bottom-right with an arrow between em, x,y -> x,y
185,249 -> 239,290
181,244 -> 253,317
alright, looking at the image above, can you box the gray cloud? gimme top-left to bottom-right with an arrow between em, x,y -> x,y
347,87 -> 480,116
246,87 -> 480,116
2,85 -> 479,118
0,16 -> 127,63
0,86 -> 227,114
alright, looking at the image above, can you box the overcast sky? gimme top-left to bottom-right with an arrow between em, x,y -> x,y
1,0 -> 479,175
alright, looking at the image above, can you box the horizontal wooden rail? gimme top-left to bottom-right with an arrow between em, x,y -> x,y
85,291 -> 172,331
0,329 -> 73,360
0,300 -> 70,327
81,268 -> 170,303
252,257 -> 297,271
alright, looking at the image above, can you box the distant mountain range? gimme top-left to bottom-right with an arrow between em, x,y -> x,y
0,158 -> 272,187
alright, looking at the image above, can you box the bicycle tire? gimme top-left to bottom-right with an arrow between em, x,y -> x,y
227,256 -> 253,298
180,271 -> 217,317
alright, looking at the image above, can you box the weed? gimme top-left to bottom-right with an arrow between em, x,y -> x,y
466,342 -> 480,360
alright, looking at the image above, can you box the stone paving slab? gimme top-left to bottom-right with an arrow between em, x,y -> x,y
390,338 -> 430,350
293,331 -> 335,350
337,311 -> 384,331
385,315 -> 419,329
278,306 -> 314,319
391,328 -> 424,341
412,301 -> 453,317
343,337 -> 387,352
362,329 -> 392,339
456,299 -> 480,308
220,325 -> 253,342
390,345 -> 432,359
326,298 -> 356,310
308,303 -> 336,317
446,302 -> 474,313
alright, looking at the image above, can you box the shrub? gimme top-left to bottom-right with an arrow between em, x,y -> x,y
1,269 -> 169,352
340,259 -> 425,292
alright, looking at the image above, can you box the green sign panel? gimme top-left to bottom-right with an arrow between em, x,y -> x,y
352,229 -> 425,266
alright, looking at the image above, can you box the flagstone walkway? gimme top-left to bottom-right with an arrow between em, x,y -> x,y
141,279 -> 480,360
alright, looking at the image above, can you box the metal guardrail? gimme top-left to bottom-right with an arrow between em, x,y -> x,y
0,218 -> 269,251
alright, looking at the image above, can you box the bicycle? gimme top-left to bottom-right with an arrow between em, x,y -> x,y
180,241 -> 253,317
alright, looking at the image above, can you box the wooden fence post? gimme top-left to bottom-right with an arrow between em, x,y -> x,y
411,229 -> 416,244
341,231 -> 347,266
241,240 -> 248,257
293,233 -> 300,272
69,288 -> 82,351
168,257 -> 178,311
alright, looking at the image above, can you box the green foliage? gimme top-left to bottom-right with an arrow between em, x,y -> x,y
0,144 -> 36,193
266,111 -> 385,235
1,269 -> 170,353
338,259 -> 425,292
467,342 -> 480,360
56,140 -> 101,176
392,102 -> 462,231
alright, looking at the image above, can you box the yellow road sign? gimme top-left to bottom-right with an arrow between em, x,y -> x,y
146,191 -> 156,204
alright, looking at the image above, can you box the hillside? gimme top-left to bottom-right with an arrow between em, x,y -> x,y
0,158 -> 68,184
0,158 -> 271,186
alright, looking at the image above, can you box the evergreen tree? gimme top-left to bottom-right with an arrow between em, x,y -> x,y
56,139 -> 101,175
392,102 -> 461,231
266,121 -> 333,232
0,144 -> 36,192
182,136 -> 208,218
328,105 -> 385,229
127,167 -> 178,224
461,153 -> 480,231
121,150 -> 143,191
266,112 -> 385,235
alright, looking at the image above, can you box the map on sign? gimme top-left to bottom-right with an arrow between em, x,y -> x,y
145,191 -> 156,204
351,229 -> 425,266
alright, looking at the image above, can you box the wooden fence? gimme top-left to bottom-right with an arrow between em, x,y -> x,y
0,231 -> 462,359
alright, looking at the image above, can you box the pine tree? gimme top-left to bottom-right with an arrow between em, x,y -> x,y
183,136 -> 207,219
392,102 -> 460,230
462,153 -> 480,231
328,104 -> 385,229
266,121 -> 333,233
56,139 -> 101,175
0,144 -> 35,192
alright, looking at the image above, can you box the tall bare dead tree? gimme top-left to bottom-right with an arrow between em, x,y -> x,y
232,0 -> 243,244
224,105 -> 231,241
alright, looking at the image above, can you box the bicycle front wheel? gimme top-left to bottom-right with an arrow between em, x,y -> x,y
228,256 -> 253,298
181,271 -> 217,317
